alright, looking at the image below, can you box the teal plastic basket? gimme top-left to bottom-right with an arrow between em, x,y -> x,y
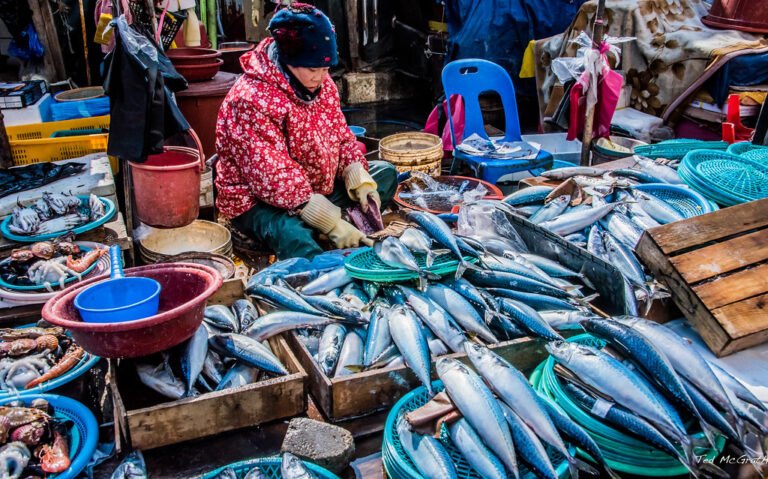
201,456 -> 340,479
0,394 -> 99,479
726,141 -> 768,157
633,140 -> 728,160
679,150 -> 768,206
344,247 -> 477,282
631,184 -> 718,218
382,380 -> 569,479
530,334 -> 725,477
0,196 -> 115,243
741,149 -> 768,164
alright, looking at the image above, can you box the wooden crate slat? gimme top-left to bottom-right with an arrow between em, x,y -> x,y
670,229 -> 768,284
646,199 -> 768,255
711,292 -> 768,339
693,264 -> 768,310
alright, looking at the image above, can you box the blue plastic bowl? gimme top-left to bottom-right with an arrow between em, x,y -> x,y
349,125 -> 367,137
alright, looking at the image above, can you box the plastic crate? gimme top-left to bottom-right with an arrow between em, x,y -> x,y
5,115 -> 110,141
521,133 -> 582,165
10,134 -> 118,173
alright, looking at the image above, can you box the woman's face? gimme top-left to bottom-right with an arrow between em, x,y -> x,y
287,65 -> 329,92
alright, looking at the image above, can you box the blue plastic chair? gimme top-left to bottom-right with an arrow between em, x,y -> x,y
442,59 -> 553,183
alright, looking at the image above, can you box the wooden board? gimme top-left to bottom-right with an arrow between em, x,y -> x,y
0,154 -> 116,217
113,282 -> 307,450
287,331 -> 549,422
636,198 -> 768,356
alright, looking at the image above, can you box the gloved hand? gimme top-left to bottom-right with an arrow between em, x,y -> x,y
300,194 -> 373,249
344,163 -> 380,213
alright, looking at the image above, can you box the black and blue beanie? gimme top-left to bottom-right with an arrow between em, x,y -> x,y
268,3 -> 338,68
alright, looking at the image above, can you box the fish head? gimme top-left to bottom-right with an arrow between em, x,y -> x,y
435,357 -> 464,376
545,340 -> 580,364
281,452 -> 307,475
462,340 -> 487,364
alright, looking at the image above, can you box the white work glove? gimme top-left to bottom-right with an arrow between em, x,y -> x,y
344,163 -> 380,213
300,194 -> 373,249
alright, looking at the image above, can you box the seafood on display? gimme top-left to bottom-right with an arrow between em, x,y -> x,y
7,193 -> 107,236
135,299 -> 290,400
0,323 -> 85,392
0,233 -> 107,291
0,400 -> 72,477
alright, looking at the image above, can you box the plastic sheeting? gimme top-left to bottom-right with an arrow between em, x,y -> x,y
444,0 -> 586,93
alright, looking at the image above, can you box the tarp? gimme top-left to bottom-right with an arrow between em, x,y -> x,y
444,0 -> 586,94
708,51 -> 768,106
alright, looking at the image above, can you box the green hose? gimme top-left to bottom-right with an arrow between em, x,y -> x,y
531,334 -> 726,477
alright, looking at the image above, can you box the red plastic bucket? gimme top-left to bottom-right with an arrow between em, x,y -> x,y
42,263 -> 223,358
129,133 -> 204,228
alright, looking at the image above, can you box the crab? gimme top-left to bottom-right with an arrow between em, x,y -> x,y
35,213 -> 89,236
42,192 -> 80,216
8,206 -> 40,236
26,257 -> 82,292
88,194 -> 105,221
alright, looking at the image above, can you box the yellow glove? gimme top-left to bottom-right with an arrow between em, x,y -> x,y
300,194 -> 373,249
344,163 -> 380,213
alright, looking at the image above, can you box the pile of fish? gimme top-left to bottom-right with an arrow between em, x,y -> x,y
239,208 -> 604,384
395,343 -> 613,479
209,452 -> 322,479
398,171 -> 489,213
0,233 -> 106,291
545,316 -> 767,476
135,299 -> 289,400
503,158 -> 693,310
8,192 -> 106,236
0,399 -> 72,478
0,324 -> 85,392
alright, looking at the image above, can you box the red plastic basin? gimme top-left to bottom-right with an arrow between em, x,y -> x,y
42,263 -> 223,358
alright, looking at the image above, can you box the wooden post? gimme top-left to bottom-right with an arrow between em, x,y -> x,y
78,0 -> 92,85
29,0 -> 67,81
0,113 -> 12,170
579,0 -> 607,166
345,0 -> 360,70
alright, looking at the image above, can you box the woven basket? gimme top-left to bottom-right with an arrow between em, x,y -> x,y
379,132 -> 443,176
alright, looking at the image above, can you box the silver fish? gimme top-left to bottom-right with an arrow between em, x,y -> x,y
631,190 -> 684,224
539,202 -> 622,236
244,312 -> 356,342
406,210 -> 477,279
540,310 -> 597,330
602,231 -> 646,286
281,452 -> 317,479
375,237 -> 430,290
211,468 -> 237,479
301,267 -> 354,295
448,418 -> 507,479
232,299 -> 260,331
210,334 -> 288,375
425,283 -> 498,343
204,305 -> 240,333
202,350 -> 225,385
363,301 -> 392,366
541,166 -> 605,180
397,418 -> 458,479
216,362 -> 260,391
632,156 -> 683,184
600,211 -> 644,249
317,323 -> 347,376
398,286 -> 467,353
181,325 -> 208,396
503,186 -> 554,206
389,305 -> 433,396
427,338 -> 449,357
529,195 -> 571,224
249,282 -> 323,315
334,330 -> 364,377
136,359 -> 186,399
707,361 -> 768,414
437,358 -> 519,478
110,450 -> 147,479
243,466 -> 268,479
500,404 -> 559,479
400,228 -> 435,267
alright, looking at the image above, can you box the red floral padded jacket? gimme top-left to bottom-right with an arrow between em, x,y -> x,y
214,38 -> 366,218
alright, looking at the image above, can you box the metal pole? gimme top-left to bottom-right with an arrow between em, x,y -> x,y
579,0 -> 607,166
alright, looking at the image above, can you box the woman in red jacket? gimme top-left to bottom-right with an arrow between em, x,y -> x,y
215,3 -> 396,259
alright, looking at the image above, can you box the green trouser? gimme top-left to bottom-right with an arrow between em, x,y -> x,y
232,161 -> 398,260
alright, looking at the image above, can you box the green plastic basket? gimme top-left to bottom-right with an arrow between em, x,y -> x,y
679,150 -> 768,206
530,334 -> 725,476
201,457 -> 339,479
344,247 -> 477,282
633,140 -> 728,160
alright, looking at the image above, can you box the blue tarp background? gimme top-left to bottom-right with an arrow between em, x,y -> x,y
444,0 -> 587,94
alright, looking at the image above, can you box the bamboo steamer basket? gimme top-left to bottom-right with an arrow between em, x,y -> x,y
379,132 -> 443,177
139,220 -> 233,264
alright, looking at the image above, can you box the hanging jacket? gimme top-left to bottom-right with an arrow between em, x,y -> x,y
214,38 -> 366,219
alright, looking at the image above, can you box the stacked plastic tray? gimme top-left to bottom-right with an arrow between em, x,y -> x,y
679,150 -> 768,206
633,140 -> 728,160
631,184 -> 718,217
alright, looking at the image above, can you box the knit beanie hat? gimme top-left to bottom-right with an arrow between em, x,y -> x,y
268,3 -> 338,68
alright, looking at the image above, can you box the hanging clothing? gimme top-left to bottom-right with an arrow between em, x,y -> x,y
214,38 -> 367,219
103,16 -> 189,163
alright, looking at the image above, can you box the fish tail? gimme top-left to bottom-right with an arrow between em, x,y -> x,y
697,419 -> 719,450
573,457 -> 598,478
603,464 -> 622,479
741,430 -> 765,460
578,264 -> 596,290
454,261 -> 468,280
417,274 -> 428,292
425,251 -> 435,268
566,456 -> 579,479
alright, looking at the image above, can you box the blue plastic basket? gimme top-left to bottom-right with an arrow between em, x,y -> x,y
726,141 -> 768,157
0,196 -> 116,243
344,247 -> 477,283
0,324 -> 100,399
741,149 -> 768,164
201,456 -> 340,478
0,246 -> 101,292
382,380 -> 569,479
0,394 -> 98,479
633,140 -> 728,160
679,150 -> 768,206
631,183 -> 718,218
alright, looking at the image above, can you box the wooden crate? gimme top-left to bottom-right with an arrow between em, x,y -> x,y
112,281 -> 307,450
287,332 -> 549,422
636,198 -> 768,356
